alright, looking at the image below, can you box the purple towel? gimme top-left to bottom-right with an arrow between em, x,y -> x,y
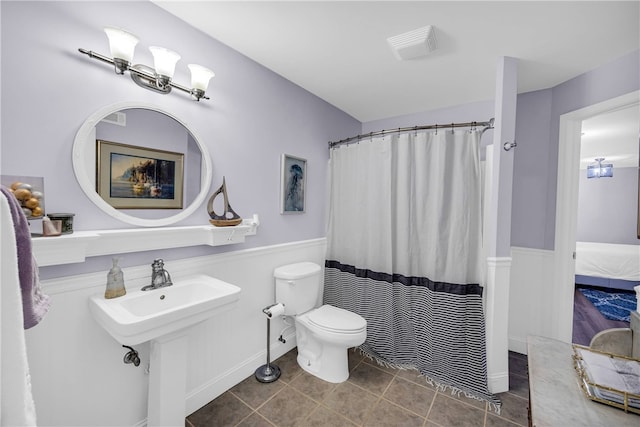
1,186 -> 51,329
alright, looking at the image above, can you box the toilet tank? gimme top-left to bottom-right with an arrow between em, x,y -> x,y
274,262 -> 322,315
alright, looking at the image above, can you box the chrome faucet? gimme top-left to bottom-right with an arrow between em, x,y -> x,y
142,259 -> 173,291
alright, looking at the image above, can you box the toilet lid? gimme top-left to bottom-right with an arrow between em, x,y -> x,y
307,305 -> 366,333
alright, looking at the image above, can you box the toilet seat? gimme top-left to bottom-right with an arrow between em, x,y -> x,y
307,305 -> 366,334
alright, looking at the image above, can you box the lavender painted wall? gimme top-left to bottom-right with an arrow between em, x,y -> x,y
0,1 -> 359,278
577,167 -> 639,245
511,89 -> 554,249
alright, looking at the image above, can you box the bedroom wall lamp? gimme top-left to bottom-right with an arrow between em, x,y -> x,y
587,158 -> 613,179
78,27 -> 215,101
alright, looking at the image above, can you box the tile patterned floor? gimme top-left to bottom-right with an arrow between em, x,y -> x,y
186,349 -> 529,427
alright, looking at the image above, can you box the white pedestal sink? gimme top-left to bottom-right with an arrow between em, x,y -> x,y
89,274 -> 241,426
147,330 -> 189,427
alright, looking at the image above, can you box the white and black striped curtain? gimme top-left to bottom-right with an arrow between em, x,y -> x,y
324,129 -> 498,407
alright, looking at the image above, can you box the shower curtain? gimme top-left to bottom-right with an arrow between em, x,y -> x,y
324,129 -> 498,407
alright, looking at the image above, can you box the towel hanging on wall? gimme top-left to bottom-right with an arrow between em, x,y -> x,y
1,187 -> 38,425
1,186 -> 51,329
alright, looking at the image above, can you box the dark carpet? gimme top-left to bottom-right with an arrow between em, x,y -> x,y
578,287 -> 637,323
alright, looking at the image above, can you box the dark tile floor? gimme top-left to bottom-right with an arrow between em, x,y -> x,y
186,348 -> 529,427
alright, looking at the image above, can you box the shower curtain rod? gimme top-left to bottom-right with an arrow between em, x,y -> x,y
328,118 -> 494,149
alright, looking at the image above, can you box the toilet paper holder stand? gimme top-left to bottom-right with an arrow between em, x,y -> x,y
255,303 -> 285,383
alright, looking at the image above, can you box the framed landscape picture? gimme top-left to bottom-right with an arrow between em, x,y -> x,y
96,140 -> 184,209
280,154 -> 306,214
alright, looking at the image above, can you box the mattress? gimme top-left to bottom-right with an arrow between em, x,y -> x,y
575,242 -> 640,282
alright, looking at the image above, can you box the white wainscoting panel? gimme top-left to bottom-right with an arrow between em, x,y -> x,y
25,238 -> 326,427
509,246 -> 556,354
485,256 -> 511,394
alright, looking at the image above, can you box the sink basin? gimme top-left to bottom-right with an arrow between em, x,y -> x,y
89,274 -> 241,345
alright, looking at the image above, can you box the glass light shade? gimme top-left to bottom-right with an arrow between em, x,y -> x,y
600,164 -> 613,177
188,64 -> 215,91
149,46 -> 181,78
586,158 -> 613,178
104,27 -> 139,62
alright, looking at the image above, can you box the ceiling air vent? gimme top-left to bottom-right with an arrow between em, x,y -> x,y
101,111 -> 127,127
387,25 -> 437,61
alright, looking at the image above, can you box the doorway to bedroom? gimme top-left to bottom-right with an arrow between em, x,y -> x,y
572,102 -> 640,345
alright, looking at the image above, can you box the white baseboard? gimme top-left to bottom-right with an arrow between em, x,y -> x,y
488,372 -> 509,395
508,337 -> 528,355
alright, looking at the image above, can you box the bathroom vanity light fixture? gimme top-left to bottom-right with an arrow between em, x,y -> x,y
587,158 -> 613,179
78,27 -> 215,101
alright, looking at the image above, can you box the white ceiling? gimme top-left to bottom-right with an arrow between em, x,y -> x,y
153,1 -> 639,168
153,0 -> 639,123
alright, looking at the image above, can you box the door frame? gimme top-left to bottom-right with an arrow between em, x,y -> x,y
553,90 -> 639,342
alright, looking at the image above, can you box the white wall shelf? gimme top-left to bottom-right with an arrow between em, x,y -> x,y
32,217 -> 259,267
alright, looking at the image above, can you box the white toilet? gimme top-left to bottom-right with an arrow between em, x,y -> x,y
274,261 -> 367,383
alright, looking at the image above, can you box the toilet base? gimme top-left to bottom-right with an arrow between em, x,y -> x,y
296,341 -> 351,383
294,307 -> 366,384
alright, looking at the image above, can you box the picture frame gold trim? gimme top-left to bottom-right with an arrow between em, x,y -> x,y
280,153 -> 306,214
97,140 -> 184,209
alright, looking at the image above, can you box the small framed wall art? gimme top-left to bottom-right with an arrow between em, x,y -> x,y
280,154 -> 306,214
97,139 -> 184,209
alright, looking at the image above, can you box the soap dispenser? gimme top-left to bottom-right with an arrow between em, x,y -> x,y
105,257 -> 126,299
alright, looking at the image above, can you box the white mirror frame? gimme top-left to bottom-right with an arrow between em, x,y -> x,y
72,101 -> 212,227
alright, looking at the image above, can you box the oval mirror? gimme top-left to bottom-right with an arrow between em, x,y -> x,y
72,102 -> 212,227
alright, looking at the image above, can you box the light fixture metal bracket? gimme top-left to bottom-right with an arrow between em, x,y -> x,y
78,48 -> 210,101
129,64 -> 171,95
